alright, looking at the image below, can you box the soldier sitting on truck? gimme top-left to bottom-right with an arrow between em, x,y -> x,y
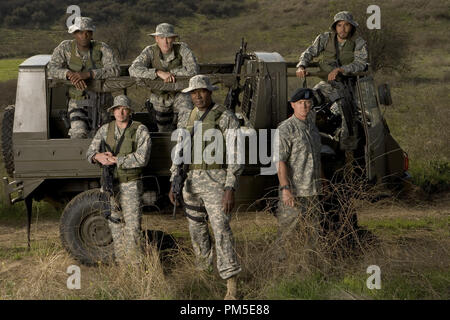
129,23 -> 199,132
47,16 -> 120,139
296,11 -> 368,151
86,95 -> 151,265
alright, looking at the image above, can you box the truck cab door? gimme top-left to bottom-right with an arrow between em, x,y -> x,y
355,76 -> 386,183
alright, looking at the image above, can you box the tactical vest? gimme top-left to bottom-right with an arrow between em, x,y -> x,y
318,33 -> 355,80
186,104 -> 226,170
150,43 -> 183,98
68,40 -> 103,99
105,121 -> 143,183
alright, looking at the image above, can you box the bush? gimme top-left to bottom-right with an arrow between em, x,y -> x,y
0,80 -> 17,106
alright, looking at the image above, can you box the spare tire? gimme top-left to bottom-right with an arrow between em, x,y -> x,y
60,189 -> 114,265
0,105 -> 15,177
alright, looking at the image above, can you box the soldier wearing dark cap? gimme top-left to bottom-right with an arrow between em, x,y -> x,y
274,88 -> 322,259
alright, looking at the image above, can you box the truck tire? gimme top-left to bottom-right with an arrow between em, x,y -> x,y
60,189 -> 114,265
1,105 -> 15,177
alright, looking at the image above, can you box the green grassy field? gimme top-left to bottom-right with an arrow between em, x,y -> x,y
0,59 -> 24,81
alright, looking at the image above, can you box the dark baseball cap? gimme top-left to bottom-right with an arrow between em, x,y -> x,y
289,88 -> 314,102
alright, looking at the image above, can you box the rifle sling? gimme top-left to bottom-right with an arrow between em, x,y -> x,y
112,120 -> 133,156
191,102 -> 214,136
334,34 -> 342,67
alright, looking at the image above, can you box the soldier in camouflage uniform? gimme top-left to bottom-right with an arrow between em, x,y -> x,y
86,95 -> 151,264
129,23 -> 199,132
168,75 -> 243,300
275,88 -> 322,260
47,17 -> 120,139
296,11 -> 368,150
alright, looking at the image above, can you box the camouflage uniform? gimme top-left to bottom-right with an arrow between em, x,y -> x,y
86,95 -> 151,264
129,23 -> 199,132
47,17 -> 120,139
170,76 -> 243,280
275,111 -> 322,253
297,11 -> 368,150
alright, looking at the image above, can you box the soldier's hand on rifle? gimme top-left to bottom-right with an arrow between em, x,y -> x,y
168,185 -> 179,206
328,68 -> 344,81
282,189 -> 295,207
156,70 -> 176,83
296,66 -> 309,78
222,189 -> 235,215
94,152 -> 115,166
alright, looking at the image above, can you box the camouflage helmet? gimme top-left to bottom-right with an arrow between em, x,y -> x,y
148,23 -> 178,38
330,11 -> 359,31
182,75 -> 219,93
68,16 -> 96,34
107,95 -> 133,112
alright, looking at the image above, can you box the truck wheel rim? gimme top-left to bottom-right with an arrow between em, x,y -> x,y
80,213 -> 112,247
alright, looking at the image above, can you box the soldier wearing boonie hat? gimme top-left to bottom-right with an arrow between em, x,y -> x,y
129,23 -> 199,132
295,11 -> 368,151
169,74 -> 243,300
181,74 -> 219,93
47,16 -> 120,139
274,87 -> 323,262
86,94 -> 151,265
106,94 -> 133,113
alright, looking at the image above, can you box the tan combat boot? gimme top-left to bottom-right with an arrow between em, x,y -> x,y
224,276 -> 237,300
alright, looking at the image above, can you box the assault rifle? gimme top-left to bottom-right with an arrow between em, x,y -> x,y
100,140 -> 121,224
224,38 -> 248,111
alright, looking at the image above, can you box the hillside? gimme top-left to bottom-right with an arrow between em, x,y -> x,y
0,0 -> 449,301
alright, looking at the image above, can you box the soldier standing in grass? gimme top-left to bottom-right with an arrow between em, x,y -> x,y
275,88 -> 323,260
86,95 -> 151,264
129,23 -> 199,132
168,75 -> 243,300
296,11 -> 368,151
47,16 -> 120,139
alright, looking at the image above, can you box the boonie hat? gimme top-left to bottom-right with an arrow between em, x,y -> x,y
149,23 -> 178,38
182,75 -> 219,93
107,95 -> 133,112
330,11 -> 359,31
68,17 -> 96,34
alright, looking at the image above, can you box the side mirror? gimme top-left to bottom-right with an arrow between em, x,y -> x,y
378,83 -> 392,106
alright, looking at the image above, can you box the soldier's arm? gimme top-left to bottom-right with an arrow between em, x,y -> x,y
47,41 -> 71,80
221,111 -> 244,190
341,37 -> 369,74
117,125 -> 152,169
91,43 -> 121,79
297,33 -> 328,68
170,44 -> 200,77
128,46 -> 158,79
169,120 -> 189,182
86,125 -> 108,164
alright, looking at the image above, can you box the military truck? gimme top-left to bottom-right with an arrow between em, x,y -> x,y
1,46 -> 409,265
